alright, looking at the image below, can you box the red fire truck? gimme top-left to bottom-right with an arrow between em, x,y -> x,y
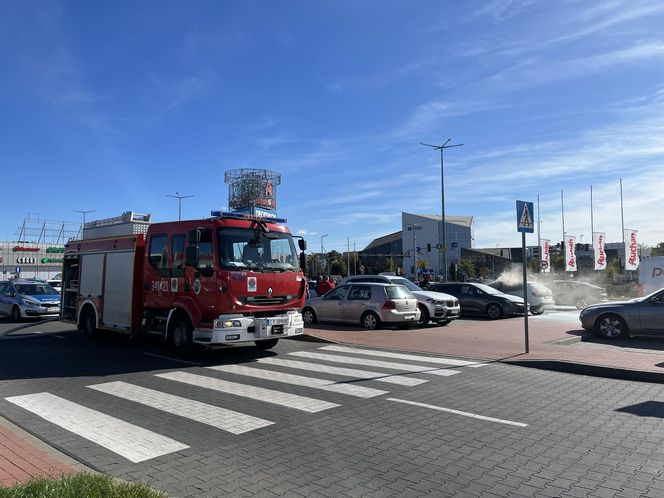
61,211 -> 307,354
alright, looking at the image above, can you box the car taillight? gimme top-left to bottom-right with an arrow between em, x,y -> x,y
382,300 -> 397,310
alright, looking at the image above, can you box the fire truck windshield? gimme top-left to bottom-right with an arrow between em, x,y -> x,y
218,228 -> 300,272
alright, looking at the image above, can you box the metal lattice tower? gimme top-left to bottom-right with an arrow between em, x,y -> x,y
224,169 -> 281,211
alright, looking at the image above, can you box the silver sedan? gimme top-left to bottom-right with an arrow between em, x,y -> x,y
302,283 -> 420,330
579,288 -> 664,339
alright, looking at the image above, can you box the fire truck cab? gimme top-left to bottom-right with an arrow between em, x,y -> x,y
61,211 -> 306,354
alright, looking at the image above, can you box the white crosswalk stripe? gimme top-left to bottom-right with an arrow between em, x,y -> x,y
87,381 -> 274,434
321,345 -> 485,367
256,357 -> 428,386
157,371 -> 339,413
5,392 -> 188,463
289,351 -> 461,376
208,364 -> 388,398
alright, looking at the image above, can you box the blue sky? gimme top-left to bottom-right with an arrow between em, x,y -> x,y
2,0 -> 664,252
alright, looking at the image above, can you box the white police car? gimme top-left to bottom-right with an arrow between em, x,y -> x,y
0,279 -> 61,321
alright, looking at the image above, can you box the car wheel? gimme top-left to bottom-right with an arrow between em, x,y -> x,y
361,311 -> 381,330
255,339 -> 279,350
486,303 -> 503,320
531,307 -> 545,315
575,297 -> 588,309
594,314 -> 628,339
416,304 -> 430,327
302,307 -> 317,325
170,316 -> 195,356
10,306 -> 21,322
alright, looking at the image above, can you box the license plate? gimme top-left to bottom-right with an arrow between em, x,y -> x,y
404,314 -> 416,320
268,317 -> 288,326
450,309 -> 459,315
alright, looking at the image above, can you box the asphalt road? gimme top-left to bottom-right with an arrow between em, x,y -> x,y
2,318 -> 664,497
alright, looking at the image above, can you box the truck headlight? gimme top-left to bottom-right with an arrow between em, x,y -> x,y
215,319 -> 242,328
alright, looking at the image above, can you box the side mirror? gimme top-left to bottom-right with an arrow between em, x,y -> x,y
184,246 -> 198,267
188,230 -> 201,244
298,239 -> 307,251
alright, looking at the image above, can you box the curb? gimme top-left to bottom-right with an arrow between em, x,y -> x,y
289,333 -> 334,344
503,359 -> 664,384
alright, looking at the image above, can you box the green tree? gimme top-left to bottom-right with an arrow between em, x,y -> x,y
652,242 -> 664,257
331,259 -> 347,276
551,254 -> 564,272
458,257 -> 476,278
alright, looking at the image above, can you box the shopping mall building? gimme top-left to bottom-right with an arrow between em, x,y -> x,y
0,242 -> 65,280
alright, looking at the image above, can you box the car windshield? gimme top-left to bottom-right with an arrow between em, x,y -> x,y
218,227 -> 299,272
385,285 -> 414,299
390,278 -> 421,291
474,283 -> 503,295
15,284 -> 58,295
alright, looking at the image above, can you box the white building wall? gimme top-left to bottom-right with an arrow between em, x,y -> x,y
0,241 -> 65,280
401,212 -> 472,280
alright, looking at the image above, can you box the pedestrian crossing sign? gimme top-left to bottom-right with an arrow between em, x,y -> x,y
516,200 -> 534,233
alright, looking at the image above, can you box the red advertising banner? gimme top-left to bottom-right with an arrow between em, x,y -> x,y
541,239 -> 550,273
593,232 -> 606,270
624,229 -> 639,270
565,236 -> 577,272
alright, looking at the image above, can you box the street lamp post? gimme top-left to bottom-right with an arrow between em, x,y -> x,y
166,192 -> 194,221
320,234 -> 328,276
421,139 -> 463,282
74,209 -> 96,237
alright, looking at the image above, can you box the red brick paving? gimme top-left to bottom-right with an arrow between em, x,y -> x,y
304,315 -> 664,375
0,422 -> 75,488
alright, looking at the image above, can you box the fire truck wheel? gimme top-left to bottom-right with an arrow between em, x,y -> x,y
170,316 -> 195,356
255,339 -> 279,350
80,308 -> 102,340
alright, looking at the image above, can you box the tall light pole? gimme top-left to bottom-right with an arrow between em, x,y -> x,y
421,139 -> 463,282
74,209 -> 96,237
320,234 -> 328,276
167,192 -> 194,221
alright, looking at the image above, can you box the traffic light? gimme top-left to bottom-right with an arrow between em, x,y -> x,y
427,243 -> 431,252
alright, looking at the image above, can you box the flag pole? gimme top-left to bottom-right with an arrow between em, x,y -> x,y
620,178 -> 626,282
561,190 -> 565,276
590,185 -> 594,282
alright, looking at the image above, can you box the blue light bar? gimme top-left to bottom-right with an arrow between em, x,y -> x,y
210,211 -> 288,224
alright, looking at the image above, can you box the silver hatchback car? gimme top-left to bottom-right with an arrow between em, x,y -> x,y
302,283 -> 420,330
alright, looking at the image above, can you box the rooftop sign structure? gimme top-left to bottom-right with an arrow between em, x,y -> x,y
224,169 -> 281,216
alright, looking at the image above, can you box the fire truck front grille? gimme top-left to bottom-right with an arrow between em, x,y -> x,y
240,295 -> 289,306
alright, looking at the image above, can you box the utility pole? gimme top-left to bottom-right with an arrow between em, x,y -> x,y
421,139 -> 463,282
167,192 -> 194,221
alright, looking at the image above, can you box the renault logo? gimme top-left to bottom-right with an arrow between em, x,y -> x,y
267,287 -> 273,297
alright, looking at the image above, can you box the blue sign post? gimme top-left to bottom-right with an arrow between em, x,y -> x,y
516,200 -> 534,353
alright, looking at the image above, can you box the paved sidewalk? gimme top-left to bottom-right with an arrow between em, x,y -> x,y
303,315 -> 664,381
0,416 -> 85,488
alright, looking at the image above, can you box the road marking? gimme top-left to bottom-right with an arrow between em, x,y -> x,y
208,364 -> 388,398
289,351 -> 461,377
321,345 -> 485,367
257,357 -> 428,386
157,371 -> 339,413
5,392 -> 188,463
87,381 -> 273,435
143,352 -> 203,366
387,398 -> 528,427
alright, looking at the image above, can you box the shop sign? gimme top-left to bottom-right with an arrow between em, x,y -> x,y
17,257 -> 37,264
41,257 -> 64,264
46,247 -> 65,253
13,246 -> 40,252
